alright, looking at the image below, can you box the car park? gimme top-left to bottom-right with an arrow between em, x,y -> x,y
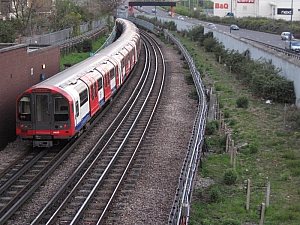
281,32 -> 294,40
230,24 -> 239,30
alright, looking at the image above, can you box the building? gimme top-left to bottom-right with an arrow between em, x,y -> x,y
213,0 -> 299,21
0,44 -> 60,150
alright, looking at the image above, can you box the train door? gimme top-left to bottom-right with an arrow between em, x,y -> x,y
112,54 -> 125,84
34,94 -> 52,133
95,67 -> 111,101
80,74 -> 99,116
119,49 -> 129,78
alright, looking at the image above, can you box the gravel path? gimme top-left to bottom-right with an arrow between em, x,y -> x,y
118,35 -> 198,224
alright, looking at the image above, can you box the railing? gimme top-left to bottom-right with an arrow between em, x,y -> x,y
21,20 -> 105,45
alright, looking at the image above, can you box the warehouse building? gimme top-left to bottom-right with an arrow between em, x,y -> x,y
213,0 -> 300,21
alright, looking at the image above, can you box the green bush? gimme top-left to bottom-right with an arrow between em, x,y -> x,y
206,120 -> 220,135
209,185 -> 222,203
228,118 -> 238,126
224,168 -> 238,185
224,109 -> 230,118
236,96 -> 249,108
82,38 -> 92,52
249,141 -> 259,154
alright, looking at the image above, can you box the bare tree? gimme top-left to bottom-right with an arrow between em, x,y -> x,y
10,0 -> 51,36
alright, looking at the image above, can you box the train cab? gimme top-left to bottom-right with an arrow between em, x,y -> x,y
16,87 -> 75,147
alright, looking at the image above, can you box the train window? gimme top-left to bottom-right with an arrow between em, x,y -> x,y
18,96 -> 31,121
110,68 -> 115,80
36,95 -> 49,122
79,89 -> 88,106
76,101 -> 79,117
91,83 -> 95,100
97,77 -> 103,90
75,83 -> 88,107
54,96 -> 69,121
93,82 -> 97,99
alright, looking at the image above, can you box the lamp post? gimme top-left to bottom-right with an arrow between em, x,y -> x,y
290,0 -> 293,40
290,0 -> 294,49
230,0 -> 232,33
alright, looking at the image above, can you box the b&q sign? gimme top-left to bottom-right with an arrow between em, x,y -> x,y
215,3 -> 229,9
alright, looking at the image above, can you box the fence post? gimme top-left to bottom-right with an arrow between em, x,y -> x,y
230,140 -> 234,164
266,181 -> 270,207
259,203 -> 265,225
226,134 -> 230,153
246,179 -> 251,210
233,147 -> 237,170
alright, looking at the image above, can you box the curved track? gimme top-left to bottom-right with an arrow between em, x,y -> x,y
28,31 -> 165,225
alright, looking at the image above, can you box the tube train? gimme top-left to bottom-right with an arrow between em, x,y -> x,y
16,18 -> 141,147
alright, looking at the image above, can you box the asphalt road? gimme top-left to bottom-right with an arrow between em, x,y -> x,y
119,5 -> 289,50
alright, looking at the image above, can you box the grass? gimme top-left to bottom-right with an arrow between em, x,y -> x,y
60,36 -> 107,71
170,33 -> 300,224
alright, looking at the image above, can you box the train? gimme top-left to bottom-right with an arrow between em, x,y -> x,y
16,18 -> 141,147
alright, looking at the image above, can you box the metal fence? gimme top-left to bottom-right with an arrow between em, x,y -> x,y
21,20 -> 105,45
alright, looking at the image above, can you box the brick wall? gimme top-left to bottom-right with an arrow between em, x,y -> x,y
0,44 -> 60,150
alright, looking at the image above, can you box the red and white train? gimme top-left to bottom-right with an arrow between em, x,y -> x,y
16,18 -> 141,147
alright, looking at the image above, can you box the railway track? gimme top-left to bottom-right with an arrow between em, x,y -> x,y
0,31 -> 166,224
29,31 -> 165,225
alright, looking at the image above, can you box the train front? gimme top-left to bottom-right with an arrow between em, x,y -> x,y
16,86 -> 75,147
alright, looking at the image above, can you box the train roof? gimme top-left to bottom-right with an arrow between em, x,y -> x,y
32,18 -> 139,89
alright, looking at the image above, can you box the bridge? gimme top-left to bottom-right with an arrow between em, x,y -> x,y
128,0 -> 177,17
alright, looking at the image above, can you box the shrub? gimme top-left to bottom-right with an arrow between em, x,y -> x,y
228,118 -> 238,126
209,185 -> 222,203
236,96 -> 249,108
249,140 -> 259,154
224,109 -> 230,118
82,38 -> 92,52
224,168 -> 238,185
206,120 -> 220,135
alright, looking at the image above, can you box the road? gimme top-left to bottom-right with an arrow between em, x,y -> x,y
118,5 -> 288,50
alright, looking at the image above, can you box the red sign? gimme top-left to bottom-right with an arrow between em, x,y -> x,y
215,3 -> 229,9
237,0 -> 254,3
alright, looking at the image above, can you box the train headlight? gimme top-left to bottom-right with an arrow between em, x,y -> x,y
20,124 -> 32,129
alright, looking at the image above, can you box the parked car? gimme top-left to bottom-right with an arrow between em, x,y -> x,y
281,32 -> 294,40
178,16 -> 184,20
230,24 -> 239,30
152,8 -> 156,13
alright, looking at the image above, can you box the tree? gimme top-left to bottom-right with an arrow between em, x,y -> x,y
0,21 -> 16,43
10,0 -> 49,36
